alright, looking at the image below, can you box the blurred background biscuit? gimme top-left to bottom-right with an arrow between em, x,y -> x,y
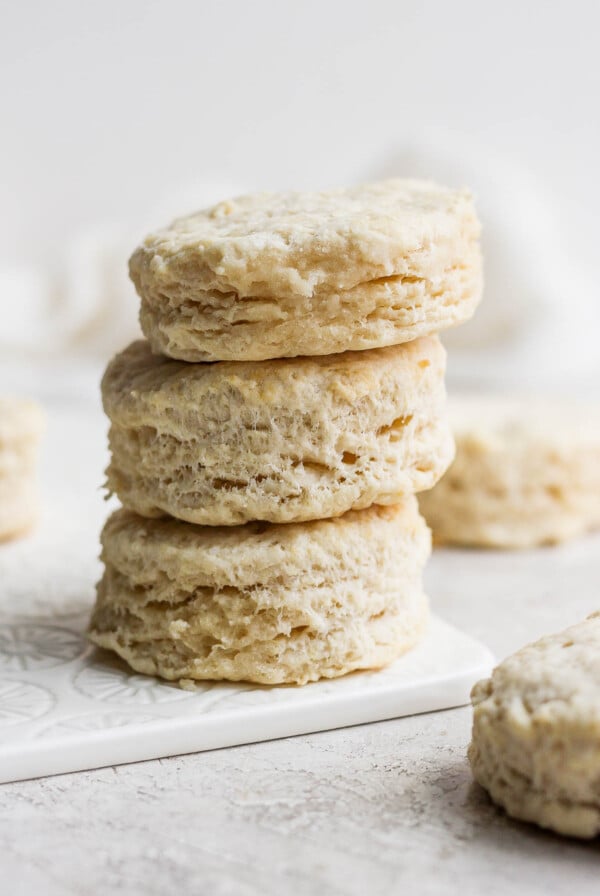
0,397 -> 44,542
420,396 -> 600,548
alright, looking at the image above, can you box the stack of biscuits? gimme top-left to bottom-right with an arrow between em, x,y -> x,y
88,179 -> 482,685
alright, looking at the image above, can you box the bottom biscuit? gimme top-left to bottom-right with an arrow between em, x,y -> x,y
89,500 -> 430,685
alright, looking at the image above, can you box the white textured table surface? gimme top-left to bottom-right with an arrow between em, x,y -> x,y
1,398 -> 599,894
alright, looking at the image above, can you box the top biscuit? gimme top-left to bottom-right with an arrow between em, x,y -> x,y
130,179 -> 482,361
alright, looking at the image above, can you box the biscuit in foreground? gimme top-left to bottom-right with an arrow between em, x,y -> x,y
102,338 -> 454,526
469,613 -> 600,839
0,398 -> 45,542
130,178 -> 482,361
89,501 -> 430,686
419,396 -> 600,548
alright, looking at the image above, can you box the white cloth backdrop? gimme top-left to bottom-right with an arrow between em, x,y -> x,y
3,140 -> 599,395
2,1 -> 600,397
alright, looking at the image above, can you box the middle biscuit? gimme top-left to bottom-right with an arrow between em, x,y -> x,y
102,337 -> 453,526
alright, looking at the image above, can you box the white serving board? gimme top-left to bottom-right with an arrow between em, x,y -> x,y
0,611 -> 493,783
0,397 -> 494,783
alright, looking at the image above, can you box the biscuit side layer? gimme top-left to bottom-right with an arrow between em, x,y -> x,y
139,246 -> 481,361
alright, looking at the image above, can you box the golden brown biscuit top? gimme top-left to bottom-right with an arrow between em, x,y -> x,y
129,178 -> 479,300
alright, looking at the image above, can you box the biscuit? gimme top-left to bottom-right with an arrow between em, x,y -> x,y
469,613 -> 600,839
0,398 -> 44,542
130,179 -> 482,361
88,501 -> 431,685
419,396 -> 600,548
102,338 -> 454,526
